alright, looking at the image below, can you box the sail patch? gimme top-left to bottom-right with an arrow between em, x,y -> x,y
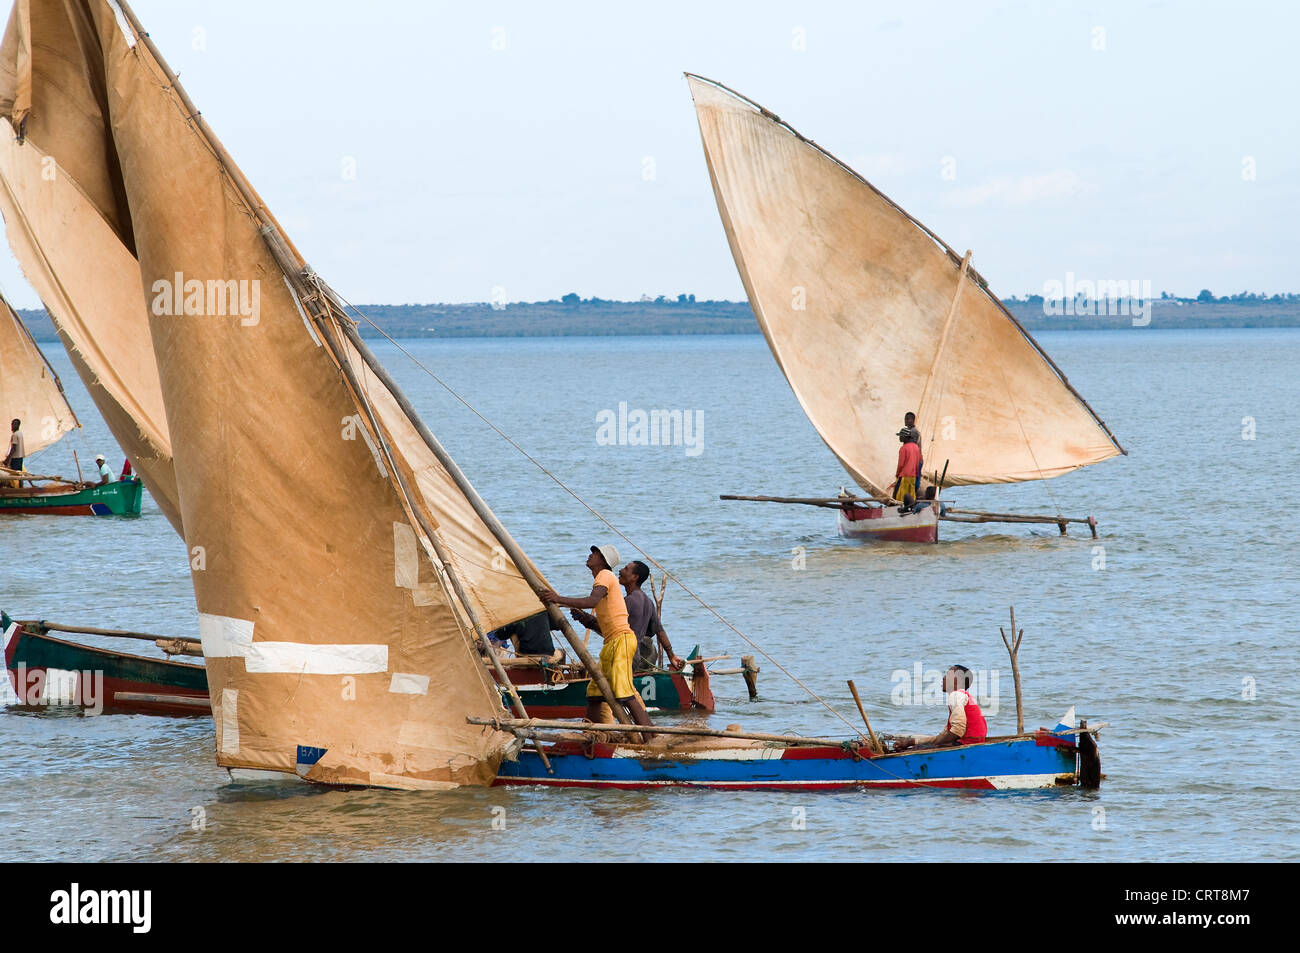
220,689 -> 239,753
199,613 -> 254,657
388,672 -> 430,695
243,642 -> 388,675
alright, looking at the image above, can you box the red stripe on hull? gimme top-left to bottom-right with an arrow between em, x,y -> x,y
492,777 -> 998,791
0,504 -> 99,516
8,667 -> 209,717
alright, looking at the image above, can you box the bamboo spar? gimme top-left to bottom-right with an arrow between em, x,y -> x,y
113,0 -> 633,724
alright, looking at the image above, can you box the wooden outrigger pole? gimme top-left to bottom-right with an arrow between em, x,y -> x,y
719,494 -> 1099,538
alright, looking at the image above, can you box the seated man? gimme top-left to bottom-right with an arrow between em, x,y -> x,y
892,665 -> 987,750
93,454 -> 113,485
570,559 -> 683,672
538,543 -> 654,733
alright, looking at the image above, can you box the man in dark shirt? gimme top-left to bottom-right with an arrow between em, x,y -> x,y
571,560 -> 683,672
487,611 -> 557,657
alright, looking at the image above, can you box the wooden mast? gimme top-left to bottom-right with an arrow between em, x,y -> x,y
112,0 -> 632,726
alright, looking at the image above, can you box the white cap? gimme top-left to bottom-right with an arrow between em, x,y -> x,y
94,454 -> 106,462
590,544 -> 621,572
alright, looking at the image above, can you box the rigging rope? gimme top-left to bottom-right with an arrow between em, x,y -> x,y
331,292 -> 869,741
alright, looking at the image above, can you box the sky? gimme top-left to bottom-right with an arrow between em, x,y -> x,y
0,0 -> 1295,308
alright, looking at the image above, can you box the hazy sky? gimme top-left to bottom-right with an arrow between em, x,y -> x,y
0,0 -> 1294,308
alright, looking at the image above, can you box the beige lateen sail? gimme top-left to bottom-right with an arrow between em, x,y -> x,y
0,0 -> 180,530
0,291 -> 76,456
688,75 -> 1123,492
1,0 -> 548,787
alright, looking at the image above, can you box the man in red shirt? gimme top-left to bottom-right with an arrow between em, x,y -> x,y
893,665 -> 988,750
892,428 -> 922,501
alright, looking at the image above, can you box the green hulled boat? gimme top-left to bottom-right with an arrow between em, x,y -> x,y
0,476 -> 144,516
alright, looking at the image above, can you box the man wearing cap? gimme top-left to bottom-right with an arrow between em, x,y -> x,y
538,544 -> 655,733
93,454 -> 114,486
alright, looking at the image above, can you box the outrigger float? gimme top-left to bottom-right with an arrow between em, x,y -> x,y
720,492 -> 1099,545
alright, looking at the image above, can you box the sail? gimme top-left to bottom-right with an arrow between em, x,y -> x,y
687,75 -> 1123,492
0,292 -> 76,457
1,0 -> 546,787
0,0 -> 180,530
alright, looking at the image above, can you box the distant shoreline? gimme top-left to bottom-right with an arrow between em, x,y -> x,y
18,297 -> 1300,342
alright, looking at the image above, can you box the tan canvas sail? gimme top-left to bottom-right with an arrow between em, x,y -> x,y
0,291 -> 76,456
2,0 -> 548,787
688,75 -> 1123,492
0,0 -> 180,530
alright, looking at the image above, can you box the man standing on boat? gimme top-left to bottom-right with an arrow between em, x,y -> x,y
538,544 -> 656,733
569,559 -> 684,673
892,425 -> 922,502
902,411 -> 923,489
892,665 -> 987,751
3,418 -> 25,484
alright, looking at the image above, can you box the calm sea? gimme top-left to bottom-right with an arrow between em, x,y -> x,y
3,328 -> 1297,862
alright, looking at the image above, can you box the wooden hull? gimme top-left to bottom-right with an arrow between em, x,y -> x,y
837,501 -> 938,543
3,622 -> 209,716
495,730 -> 1084,791
0,477 -> 144,516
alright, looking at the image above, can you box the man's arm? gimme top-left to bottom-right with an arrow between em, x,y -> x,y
538,584 -> 607,610
569,607 -> 600,632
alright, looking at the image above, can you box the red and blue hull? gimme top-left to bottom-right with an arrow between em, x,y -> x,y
494,731 -> 1082,791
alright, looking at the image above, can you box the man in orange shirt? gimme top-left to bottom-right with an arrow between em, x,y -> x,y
539,543 -> 655,732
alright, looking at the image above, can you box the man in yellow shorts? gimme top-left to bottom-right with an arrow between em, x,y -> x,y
539,543 -> 655,733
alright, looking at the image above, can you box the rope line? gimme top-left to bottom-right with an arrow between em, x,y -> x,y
331,292 -> 868,740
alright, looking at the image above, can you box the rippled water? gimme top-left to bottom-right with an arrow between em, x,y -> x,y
3,328 -> 1297,861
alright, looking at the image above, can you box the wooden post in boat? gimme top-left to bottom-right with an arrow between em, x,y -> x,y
999,606 -> 1025,735
740,655 -> 759,699
1078,718 -> 1102,789
72,450 -> 84,485
846,680 -> 883,754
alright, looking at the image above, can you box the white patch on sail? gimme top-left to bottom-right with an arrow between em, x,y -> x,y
104,1 -> 139,48
388,672 -> 430,695
199,613 -> 255,657
200,612 -> 387,674
284,275 -> 322,347
220,689 -> 239,753
243,642 -> 387,675
393,522 -> 420,589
